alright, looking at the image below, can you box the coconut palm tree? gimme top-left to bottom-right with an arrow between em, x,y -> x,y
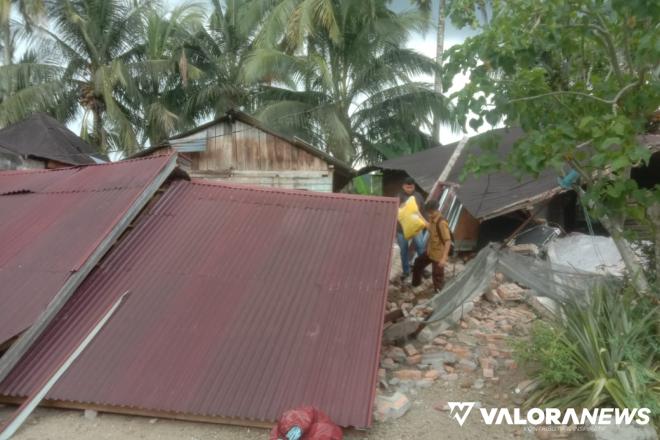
243,0 -> 457,165
0,0 -> 44,65
129,2 -> 205,147
0,47 -> 77,124
35,0 -> 155,154
183,0 -> 260,120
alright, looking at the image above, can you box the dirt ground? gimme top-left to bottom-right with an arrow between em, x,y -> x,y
0,366 -> 528,440
0,302 -> 534,440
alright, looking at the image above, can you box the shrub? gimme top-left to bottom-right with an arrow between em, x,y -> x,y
514,283 -> 660,421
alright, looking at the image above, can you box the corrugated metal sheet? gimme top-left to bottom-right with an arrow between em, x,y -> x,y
0,180 -> 398,428
0,155 -> 176,345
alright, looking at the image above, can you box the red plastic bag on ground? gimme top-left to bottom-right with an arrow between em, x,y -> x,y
270,406 -> 342,440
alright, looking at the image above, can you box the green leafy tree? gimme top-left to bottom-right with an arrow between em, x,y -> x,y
243,0 -> 457,165
444,0 -> 660,293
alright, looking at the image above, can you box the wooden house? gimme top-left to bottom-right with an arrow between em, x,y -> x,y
136,110 -> 353,192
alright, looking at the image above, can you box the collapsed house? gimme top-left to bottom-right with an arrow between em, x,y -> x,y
361,128 -> 660,251
0,113 -> 105,170
0,154 -> 396,429
133,109 -> 354,193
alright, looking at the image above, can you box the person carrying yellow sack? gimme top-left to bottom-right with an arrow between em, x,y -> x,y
396,177 -> 428,281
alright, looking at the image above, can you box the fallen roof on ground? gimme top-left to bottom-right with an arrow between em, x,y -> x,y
0,179 -> 398,428
0,113 -> 105,165
374,127 -> 562,219
375,129 -> 660,220
0,154 -> 177,345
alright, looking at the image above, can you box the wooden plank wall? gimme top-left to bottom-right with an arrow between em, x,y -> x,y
192,120 -> 328,173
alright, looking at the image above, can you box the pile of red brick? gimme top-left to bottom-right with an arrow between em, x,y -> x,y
374,269 -> 538,422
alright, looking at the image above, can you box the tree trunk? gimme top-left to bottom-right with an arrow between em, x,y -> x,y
649,203 -> 660,281
92,108 -> 106,153
598,212 -> 650,294
431,0 -> 446,144
2,22 -> 12,65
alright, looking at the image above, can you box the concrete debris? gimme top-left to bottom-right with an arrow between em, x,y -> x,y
373,392 -> 411,422
83,409 -> 98,420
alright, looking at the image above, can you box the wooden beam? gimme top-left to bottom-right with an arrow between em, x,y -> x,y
0,154 -> 178,386
0,294 -> 128,440
0,397 -> 274,430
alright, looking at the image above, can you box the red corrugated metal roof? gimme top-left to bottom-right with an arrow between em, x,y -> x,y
0,155 -> 176,345
0,179 -> 398,428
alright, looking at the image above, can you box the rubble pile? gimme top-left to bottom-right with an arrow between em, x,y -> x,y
375,263 -> 539,422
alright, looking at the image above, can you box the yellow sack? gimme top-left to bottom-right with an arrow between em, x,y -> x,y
397,196 -> 427,240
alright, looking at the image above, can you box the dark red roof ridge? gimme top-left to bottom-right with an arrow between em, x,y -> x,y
0,153 -> 175,177
190,178 -> 397,204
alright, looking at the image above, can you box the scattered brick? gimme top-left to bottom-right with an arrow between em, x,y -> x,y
479,357 -> 493,369
504,359 -> 518,369
403,344 -> 418,356
483,368 -> 494,378
394,369 -> 423,380
432,337 -> 448,346
424,369 -> 440,380
373,392 -> 411,421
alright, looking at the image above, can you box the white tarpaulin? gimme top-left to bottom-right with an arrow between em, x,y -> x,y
547,233 -> 626,277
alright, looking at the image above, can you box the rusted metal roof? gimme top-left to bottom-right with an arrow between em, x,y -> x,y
0,155 -> 177,345
0,180 -> 398,428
